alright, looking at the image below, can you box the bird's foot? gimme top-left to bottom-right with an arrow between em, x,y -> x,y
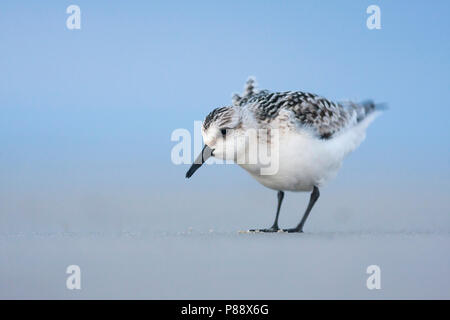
248,226 -> 281,233
280,227 -> 303,233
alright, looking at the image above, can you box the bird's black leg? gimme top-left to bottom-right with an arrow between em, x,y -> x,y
283,186 -> 320,233
269,191 -> 284,230
250,191 -> 284,232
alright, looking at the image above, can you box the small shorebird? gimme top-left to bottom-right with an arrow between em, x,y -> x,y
186,78 -> 384,233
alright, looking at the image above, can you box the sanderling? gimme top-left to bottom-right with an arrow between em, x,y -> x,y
186,78 -> 385,233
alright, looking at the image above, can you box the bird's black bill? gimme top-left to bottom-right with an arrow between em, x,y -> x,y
185,145 -> 214,178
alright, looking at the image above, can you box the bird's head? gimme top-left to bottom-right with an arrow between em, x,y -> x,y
186,106 -> 246,178
202,106 -> 244,160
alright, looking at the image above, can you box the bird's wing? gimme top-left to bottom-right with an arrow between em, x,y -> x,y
245,91 -> 359,139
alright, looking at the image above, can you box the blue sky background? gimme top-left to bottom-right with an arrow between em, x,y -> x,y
0,0 -> 449,233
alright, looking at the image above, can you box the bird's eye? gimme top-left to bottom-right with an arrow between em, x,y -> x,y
220,129 -> 227,137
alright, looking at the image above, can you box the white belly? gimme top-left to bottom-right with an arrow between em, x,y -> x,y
238,113 -> 378,191
240,135 -> 342,191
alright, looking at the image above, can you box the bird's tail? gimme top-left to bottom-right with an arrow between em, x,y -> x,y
342,100 -> 388,123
